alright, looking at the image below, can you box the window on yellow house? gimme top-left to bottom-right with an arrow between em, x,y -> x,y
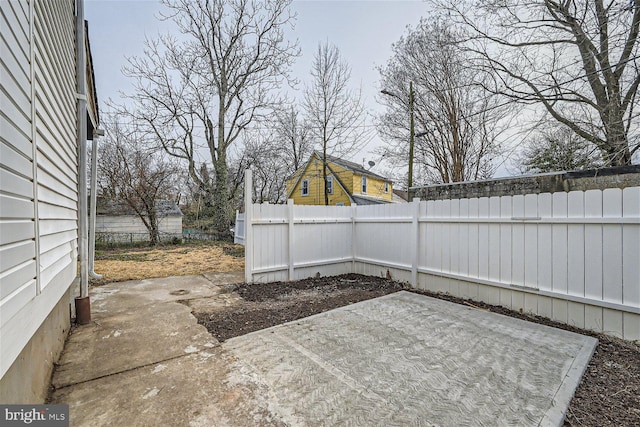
362,176 -> 367,193
327,176 -> 333,194
302,179 -> 309,196
384,182 -> 389,193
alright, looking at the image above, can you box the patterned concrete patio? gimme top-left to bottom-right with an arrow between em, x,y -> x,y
225,291 -> 597,426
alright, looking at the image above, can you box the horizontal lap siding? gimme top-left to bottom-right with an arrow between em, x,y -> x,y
0,0 -> 37,319
34,0 -> 77,292
96,215 -> 183,235
1,0 -> 78,379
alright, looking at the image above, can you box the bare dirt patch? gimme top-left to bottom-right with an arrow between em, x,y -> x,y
92,242 -> 244,284
194,274 -> 404,341
195,274 -> 639,427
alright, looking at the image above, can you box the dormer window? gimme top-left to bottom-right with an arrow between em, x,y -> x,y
361,176 -> 367,193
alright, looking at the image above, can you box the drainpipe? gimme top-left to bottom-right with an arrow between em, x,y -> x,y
89,128 -> 104,279
75,0 -> 91,324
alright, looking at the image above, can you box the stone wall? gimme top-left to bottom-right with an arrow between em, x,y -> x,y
413,165 -> 640,201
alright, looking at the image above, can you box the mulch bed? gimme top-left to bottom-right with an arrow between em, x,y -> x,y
195,274 -> 640,426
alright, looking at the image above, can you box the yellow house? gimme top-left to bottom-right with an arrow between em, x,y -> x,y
286,152 -> 398,206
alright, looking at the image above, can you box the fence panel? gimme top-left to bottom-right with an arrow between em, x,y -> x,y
623,188 -> 640,308
354,203 -> 413,271
537,194 -> 553,293
250,203 -> 289,281
243,180 -> 640,340
234,211 -> 245,245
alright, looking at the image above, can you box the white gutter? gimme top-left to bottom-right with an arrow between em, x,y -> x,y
89,129 -> 103,279
76,0 -> 88,299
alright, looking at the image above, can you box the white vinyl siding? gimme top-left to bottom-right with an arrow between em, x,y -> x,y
96,215 -> 183,241
1,0 -> 38,326
1,0 -> 79,379
34,0 -> 77,294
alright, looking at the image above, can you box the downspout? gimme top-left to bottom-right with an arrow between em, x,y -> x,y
75,0 -> 91,324
89,129 -> 104,279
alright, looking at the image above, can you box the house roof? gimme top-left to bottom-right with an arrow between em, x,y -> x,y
352,195 -> 390,205
393,189 -> 408,202
96,199 -> 183,217
352,193 -> 406,205
318,152 -> 387,181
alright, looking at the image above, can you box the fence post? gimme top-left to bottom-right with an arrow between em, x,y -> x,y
351,203 -> 357,274
411,197 -> 420,288
288,199 -> 295,280
244,170 -> 253,283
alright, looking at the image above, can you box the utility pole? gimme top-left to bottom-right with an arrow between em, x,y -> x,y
381,82 -> 417,196
408,81 -> 415,195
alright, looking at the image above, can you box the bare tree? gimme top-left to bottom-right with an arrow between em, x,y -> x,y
245,137 -> 289,203
517,126 -> 602,173
122,0 -> 299,238
243,104 -> 313,203
435,0 -> 640,166
304,42 -> 370,205
275,105 -> 313,173
378,20 -> 507,185
98,119 -> 180,246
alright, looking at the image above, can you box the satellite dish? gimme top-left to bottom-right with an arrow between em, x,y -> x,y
368,161 -> 375,168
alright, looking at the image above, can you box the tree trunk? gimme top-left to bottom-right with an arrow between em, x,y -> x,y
603,106 -> 632,166
148,211 -> 160,246
213,151 -> 231,240
322,154 -> 329,206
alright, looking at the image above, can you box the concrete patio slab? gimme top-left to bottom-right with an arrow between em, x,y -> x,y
224,291 -> 597,427
50,275 -> 596,427
51,349 -> 284,427
90,271 -> 244,319
52,302 -> 217,388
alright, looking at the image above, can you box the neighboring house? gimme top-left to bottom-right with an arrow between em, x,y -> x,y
96,200 -> 183,242
286,152 -> 402,206
393,189 -> 409,202
1,1 -> 99,403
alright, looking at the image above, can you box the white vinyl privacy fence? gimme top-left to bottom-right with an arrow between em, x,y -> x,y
242,171 -> 640,340
234,210 -> 245,245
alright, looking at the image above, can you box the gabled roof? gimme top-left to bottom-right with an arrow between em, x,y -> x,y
286,151 -> 390,200
318,151 -> 387,181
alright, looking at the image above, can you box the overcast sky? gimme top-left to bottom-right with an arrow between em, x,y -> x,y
85,0 -> 433,173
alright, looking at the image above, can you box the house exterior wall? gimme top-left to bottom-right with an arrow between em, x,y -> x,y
327,161 -> 354,195
351,174 -> 393,201
0,0 -> 80,400
96,215 -> 183,242
287,155 -> 353,206
286,152 -> 394,206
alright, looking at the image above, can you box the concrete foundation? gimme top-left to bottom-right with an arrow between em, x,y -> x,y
0,288 -> 72,403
